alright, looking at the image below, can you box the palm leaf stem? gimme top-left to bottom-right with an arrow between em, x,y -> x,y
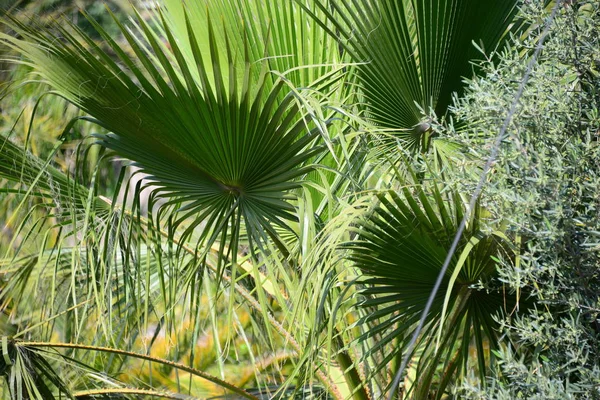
12,341 -> 259,400
334,331 -> 369,400
73,388 -> 199,399
234,350 -> 299,388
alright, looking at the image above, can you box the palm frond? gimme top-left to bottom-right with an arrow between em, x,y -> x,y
0,338 -> 259,400
0,133 -> 110,221
347,172 -> 518,395
303,0 -> 520,150
0,8 -> 323,270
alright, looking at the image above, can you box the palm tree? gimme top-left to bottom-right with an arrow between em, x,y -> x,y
0,0 -> 530,398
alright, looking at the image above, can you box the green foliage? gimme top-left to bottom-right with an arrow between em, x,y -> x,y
446,1 -> 600,398
2,0 -> 598,399
305,0 -> 521,151
349,174 -> 517,397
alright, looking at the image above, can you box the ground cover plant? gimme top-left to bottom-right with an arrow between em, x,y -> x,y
0,0 -> 598,399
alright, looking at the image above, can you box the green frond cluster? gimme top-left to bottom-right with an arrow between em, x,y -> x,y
1,1 -> 596,399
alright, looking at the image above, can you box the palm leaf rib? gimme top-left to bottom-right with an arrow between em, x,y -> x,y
0,339 -> 259,400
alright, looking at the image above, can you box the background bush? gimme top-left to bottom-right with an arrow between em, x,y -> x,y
449,1 -> 600,397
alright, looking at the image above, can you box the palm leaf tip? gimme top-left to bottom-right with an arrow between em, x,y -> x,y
1,338 -> 73,399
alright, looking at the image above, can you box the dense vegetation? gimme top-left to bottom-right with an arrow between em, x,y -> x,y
0,0 -> 598,399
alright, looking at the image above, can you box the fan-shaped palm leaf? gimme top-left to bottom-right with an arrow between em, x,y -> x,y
348,172 -> 518,397
0,8 -> 324,270
303,0 -> 521,151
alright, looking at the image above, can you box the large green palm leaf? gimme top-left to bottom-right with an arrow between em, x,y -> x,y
348,174 -> 518,397
157,0 -> 359,239
0,9 -> 322,266
303,0 -> 521,150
